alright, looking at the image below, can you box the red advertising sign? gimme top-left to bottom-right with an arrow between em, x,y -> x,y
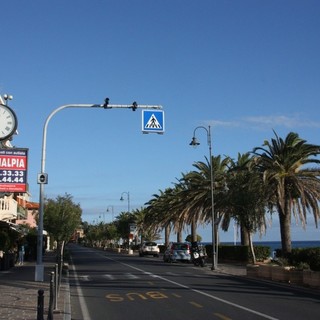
0,148 -> 28,192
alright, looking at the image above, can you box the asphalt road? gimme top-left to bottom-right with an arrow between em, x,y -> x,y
68,244 -> 320,320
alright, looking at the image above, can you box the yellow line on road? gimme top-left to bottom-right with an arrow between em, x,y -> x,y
214,312 -> 232,320
189,301 -> 203,308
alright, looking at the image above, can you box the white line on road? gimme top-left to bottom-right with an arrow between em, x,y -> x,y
79,275 -> 90,281
103,274 -> 115,280
70,257 -> 92,320
124,273 -> 139,279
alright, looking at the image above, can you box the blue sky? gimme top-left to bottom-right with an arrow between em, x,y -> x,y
1,0 -> 320,243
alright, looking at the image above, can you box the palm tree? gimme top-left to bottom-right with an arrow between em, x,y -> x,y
180,155 -> 230,248
114,212 -> 135,247
132,207 -> 161,242
145,181 -> 199,245
223,153 -> 267,263
144,188 -> 177,246
252,131 -> 320,255
132,208 -> 146,243
172,175 -> 206,242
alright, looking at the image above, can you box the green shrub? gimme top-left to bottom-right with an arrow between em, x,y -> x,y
203,244 -> 320,269
206,244 -> 249,262
282,247 -> 320,271
252,245 -> 271,262
306,248 -> 320,271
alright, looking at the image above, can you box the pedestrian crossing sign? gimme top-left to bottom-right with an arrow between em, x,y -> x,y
142,110 -> 165,134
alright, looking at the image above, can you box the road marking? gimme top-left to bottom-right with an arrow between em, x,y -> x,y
189,301 -> 203,308
214,313 -> 232,320
106,291 -> 169,302
102,255 -> 279,320
127,292 -> 148,301
103,274 -> 115,280
125,273 -> 139,279
79,275 -> 90,281
70,257 -> 91,320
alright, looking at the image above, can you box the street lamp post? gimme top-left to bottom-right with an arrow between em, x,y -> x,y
120,192 -> 130,213
189,125 -> 217,270
99,213 -> 105,223
120,191 -> 132,253
106,205 -> 114,221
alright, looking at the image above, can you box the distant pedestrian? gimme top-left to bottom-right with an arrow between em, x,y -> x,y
18,245 -> 25,265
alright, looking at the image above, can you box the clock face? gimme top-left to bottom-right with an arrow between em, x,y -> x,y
0,104 -> 18,141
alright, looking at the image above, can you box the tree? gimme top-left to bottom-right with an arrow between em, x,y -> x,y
145,187 -> 182,246
132,207 -> 161,242
43,193 -> 82,256
224,153 -> 267,263
114,211 -> 135,246
105,223 -> 120,246
180,155 -> 230,247
185,234 -> 202,242
252,131 -> 320,255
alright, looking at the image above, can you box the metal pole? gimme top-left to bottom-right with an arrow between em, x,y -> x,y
107,206 -> 114,221
35,104 -> 104,281
127,192 -> 130,213
35,101 -> 163,281
190,125 -> 216,270
37,289 -> 44,320
54,264 -> 58,310
121,192 -> 130,213
208,126 -> 217,270
48,272 -> 54,320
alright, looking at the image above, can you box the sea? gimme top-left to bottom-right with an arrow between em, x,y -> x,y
219,240 -> 320,253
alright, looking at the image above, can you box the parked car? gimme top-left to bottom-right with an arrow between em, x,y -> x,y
139,241 -> 160,257
163,242 -> 191,262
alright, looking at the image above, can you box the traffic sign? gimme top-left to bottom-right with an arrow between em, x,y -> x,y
142,110 -> 165,134
37,173 -> 48,184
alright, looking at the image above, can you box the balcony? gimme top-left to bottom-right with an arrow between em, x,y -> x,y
0,197 -> 18,221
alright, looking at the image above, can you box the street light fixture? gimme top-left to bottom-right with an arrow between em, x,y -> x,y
189,125 -> 217,270
120,192 -> 130,213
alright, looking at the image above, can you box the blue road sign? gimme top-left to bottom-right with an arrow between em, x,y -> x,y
142,110 -> 165,134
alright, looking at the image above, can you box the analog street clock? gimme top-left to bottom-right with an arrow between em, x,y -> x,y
0,104 -> 18,141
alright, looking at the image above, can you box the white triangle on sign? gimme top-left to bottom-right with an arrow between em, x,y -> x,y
145,114 -> 162,129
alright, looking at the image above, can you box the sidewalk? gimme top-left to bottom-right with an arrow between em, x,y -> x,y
0,252 -> 70,320
213,262 -> 247,276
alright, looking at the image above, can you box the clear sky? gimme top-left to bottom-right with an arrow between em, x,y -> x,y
1,0 -> 320,243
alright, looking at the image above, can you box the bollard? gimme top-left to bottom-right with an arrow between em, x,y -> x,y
55,263 -> 59,309
48,272 -> 54,320
37,289 -> 44,320
59,253 -> 63,290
